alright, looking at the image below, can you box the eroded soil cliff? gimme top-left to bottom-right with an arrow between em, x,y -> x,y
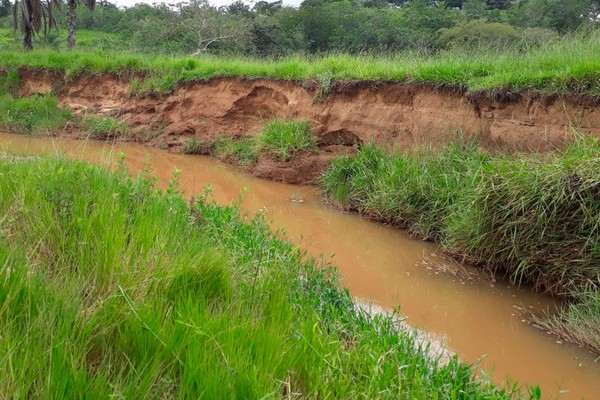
19,69 -> 600,182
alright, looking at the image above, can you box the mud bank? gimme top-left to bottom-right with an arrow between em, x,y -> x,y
18,68 -> 600,182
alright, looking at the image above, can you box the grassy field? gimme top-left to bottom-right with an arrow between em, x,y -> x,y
319,136 -> 600,354
2,30 -> 600,94
0,154 -> 531,399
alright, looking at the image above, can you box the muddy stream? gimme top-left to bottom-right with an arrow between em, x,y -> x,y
2,132 -> 599,399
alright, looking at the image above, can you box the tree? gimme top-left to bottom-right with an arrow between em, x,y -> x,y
463,0 -> 487,19
253,0 -> 282,15
67,0 -> 95,49
508,0 -> 592,32
437,19 -> 520,49
13,0 -> 59,50
178,0 -> 251,56
0,0 -> 11,17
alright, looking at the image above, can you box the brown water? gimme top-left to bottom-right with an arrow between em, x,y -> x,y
2,132 -> 599,399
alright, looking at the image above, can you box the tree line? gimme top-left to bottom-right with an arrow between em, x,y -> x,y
2,0 -> 599,54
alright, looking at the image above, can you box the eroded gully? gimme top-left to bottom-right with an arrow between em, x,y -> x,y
2,132 -> 599,399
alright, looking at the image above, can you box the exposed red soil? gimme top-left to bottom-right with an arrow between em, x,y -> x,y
17,69 -> 600,183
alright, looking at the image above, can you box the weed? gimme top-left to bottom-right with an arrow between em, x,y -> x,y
313,72 -> 333,104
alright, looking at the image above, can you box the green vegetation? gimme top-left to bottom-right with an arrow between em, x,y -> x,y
2,0 -> 597,55
320,136 -> 600,294
257,119 -> 317,161
82,115 -> 131,139
2,29 -> 600,95
181,137 -> 203,154
212,136 -> 259,165
0,155 -> 528,398
535,290 -> 600,355
211,119 -> 317,165
0,75 -> 73,133
319,137 -> 600,352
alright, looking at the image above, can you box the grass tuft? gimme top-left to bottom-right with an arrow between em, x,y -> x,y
257,119 -> 317,161
212,136 -> 259,165
181,137 -> 203,154
82,115 -> 131,139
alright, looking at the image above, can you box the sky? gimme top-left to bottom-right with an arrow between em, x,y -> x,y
111,0 -> 302,9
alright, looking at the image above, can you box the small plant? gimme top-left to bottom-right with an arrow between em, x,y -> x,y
313,72 -> 333,104
181,137 -> 203,154
257,119 -> 317,162
212,136 -> 259,165
82,115 -> 131,139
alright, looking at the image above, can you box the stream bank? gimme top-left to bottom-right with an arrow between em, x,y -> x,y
2,132 -> 599,399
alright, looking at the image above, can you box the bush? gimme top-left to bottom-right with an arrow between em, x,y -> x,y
437,19 -> 520,50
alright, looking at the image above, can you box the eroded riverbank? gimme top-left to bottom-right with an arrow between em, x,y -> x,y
3,132 -> 599,399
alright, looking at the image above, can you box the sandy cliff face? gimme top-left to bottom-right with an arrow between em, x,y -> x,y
19,68 -> 600,154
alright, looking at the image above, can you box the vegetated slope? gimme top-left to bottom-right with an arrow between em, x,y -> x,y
320,137 -> 600,354
0,155 -> 527,399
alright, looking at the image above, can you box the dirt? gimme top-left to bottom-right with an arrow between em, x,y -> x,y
17,68 -> 600,183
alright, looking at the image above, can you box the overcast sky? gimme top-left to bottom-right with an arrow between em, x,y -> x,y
111,0 -> 302,9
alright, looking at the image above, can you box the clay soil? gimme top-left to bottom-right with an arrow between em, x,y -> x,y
18,69 -> 600,183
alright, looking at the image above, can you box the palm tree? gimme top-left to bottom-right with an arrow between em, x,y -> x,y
67,0 -> 95,49
13,0 -> 59,50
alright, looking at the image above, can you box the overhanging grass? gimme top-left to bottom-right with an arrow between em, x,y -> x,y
2,31 -> 600,94
0,155 -> 527,398
0,93 -> 73,133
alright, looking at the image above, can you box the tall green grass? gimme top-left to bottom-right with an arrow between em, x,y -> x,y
320,136 -> 600,294
257,119 -> 317,161
82,114 -> 131,139
2,30 -> 600,94
0,155 -> 527,398
0,73 -> 72,133
211,119 -> 317,165
320,136 -> 600,353
212,135 -> 259,165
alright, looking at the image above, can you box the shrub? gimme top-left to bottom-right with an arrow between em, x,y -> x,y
437,20 -> 520,50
